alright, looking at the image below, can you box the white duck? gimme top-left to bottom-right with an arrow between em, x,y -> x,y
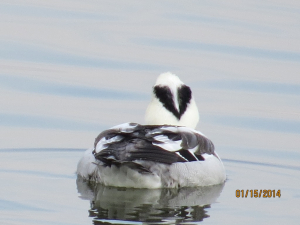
77,72 -> 226,188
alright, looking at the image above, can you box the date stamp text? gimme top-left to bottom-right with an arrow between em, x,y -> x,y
236,189 -> 281,198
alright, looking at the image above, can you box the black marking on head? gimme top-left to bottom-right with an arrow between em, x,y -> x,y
154,86 -> 180,119
178,85 -> 192,117
154,85 -> 192,120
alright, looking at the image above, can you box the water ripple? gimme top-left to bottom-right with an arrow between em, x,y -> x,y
0,199 -> 49,211
0,74 -> 147,100
0,40 -> 165,70
0,113 -> 105,131
223,158 -> 300,171
204,115 -> 300,133
205,79 -> 300,96
0,168 -> 75,179
0,148 -> 85,152
135,38 -> 300,62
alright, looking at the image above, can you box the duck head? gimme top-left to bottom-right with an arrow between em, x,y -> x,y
145,72 -> 199,129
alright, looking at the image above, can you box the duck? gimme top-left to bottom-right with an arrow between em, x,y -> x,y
76,72 -> 226,188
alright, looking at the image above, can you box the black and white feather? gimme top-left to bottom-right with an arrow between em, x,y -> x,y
93,123 -> 216,168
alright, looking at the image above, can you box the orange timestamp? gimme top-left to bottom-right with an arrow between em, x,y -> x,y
236,189 -> 281,198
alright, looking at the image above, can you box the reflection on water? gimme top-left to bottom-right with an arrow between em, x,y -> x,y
77,178 -> 224,224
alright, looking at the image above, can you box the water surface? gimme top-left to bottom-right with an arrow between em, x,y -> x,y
0,1 -> 299,224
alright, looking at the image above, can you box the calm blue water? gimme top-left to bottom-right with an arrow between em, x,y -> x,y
0,1 -> 299,224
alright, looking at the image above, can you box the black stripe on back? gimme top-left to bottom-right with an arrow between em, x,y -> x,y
177,149 -> 199,162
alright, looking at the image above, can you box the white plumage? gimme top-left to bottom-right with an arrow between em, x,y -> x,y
77,72 -> 226,188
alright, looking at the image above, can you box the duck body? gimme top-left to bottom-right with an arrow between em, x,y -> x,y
76,72 -> 226,188
77,122 -> 226,188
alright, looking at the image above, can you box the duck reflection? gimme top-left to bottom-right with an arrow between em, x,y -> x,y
77,178 -> 224,224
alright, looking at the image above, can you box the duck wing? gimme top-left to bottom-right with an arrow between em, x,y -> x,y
93,123 -> 215,167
